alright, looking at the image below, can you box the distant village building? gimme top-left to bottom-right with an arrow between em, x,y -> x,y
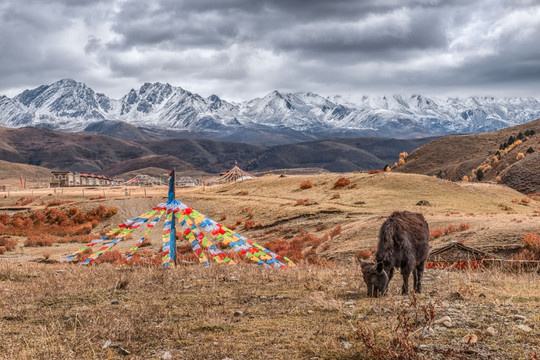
50,171 -> 119,187
50,171 -> 80,187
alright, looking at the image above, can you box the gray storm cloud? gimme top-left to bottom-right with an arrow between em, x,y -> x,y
1,0 -> 539,100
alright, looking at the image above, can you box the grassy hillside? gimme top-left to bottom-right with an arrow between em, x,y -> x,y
396,118 -> 540,193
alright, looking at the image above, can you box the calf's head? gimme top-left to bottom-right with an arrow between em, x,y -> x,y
360,261 -> 389,297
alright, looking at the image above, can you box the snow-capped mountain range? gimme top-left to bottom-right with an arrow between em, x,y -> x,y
1,78 -> 540,139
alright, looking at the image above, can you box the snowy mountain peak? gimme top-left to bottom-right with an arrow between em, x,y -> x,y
1,79 -> 540,138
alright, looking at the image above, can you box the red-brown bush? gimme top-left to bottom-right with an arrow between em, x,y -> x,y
47,200 -> 73,207
244,219 -> 256,230
333,177 -> 351,189
94,250 -> 125,265
25,235 -> 55,247
0,236 -> 18,251
430,228 -> 443,239
299,180 -> 314,190
444,225 -> 457,235
458,223 -> 471,231
294,199 -> 310,206
327,225 -> 342,239
0,214 -> 10,225
514,233 -> 540,260
355,250 -> 372,260
264,238 -> 289,254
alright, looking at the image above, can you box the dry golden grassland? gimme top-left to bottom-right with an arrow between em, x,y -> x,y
0,262 -> 538,359
1,172 -> 539,359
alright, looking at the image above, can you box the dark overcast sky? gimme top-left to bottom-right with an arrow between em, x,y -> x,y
1,0 -> 540,101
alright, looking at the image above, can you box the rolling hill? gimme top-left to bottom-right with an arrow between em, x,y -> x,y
0,126 -> 432,176
395,118 -> 540,193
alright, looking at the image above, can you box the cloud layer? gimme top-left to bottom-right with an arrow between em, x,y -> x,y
1,0 -> 540,100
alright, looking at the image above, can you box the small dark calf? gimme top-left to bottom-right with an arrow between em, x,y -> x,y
359,261 -> 387,297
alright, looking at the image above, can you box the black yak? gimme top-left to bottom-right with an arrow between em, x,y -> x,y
372,211 -> 429,296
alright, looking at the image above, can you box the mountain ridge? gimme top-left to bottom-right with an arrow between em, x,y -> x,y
0,125 -> 432,175
2,79 -> 540,141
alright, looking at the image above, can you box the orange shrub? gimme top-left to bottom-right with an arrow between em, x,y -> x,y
294,199 -> 310,206
32,210 -> 46,224
177,243 -> 194,254
0,246 -> 6,254
368,169 -> 384,174
25,235 -> 55,247
95,250 -> 125,265
20,198 -> 34,206
355,250 -> 372,260
458,223 -> 471,231
327,225 -> 342,239
303,234 -> 322,248
0,236 -> 17,251
244,219 -> 256,230
106,206 -> 118,217
265,238 -> 289,254
521,233 -> 540,260
521,198 -> 531,204
72,211 -> 87,224
139,249 -> 155,257
127,253 -> 162,267
140,238 -> 151,247
331,193 -> 340,199
299,180 -> 314,190
333,177 -> 351,189
47,200 -> 73,207
444,225 -> 457,235
76,248 -> 93,262
0,214 -> 10,225
430,228 -> 443,239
